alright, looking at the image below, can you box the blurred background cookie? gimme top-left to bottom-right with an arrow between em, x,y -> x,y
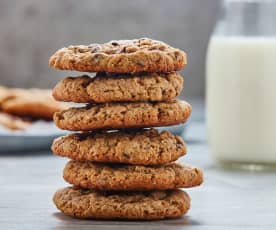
1,88 -> 66,120
0,85 -> 68,151
0,112 -> 31,130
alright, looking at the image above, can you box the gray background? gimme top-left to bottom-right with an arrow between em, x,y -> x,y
0,0 -> 219,98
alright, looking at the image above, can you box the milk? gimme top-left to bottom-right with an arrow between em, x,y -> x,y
206,36 -> 276,163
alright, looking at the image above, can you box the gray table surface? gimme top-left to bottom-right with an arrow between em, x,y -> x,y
0,102 -> 275,230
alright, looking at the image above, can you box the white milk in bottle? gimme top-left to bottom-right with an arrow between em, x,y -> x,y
206,0 -> 276,169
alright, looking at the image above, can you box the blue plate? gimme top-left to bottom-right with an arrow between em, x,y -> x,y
0,121 -> 67,152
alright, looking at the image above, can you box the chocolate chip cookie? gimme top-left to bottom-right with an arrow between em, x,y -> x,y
0,86 -> 14,109
52,129 -> 186,165
49,38 -> 186,73
0,112 -> 31,130
63,160 -> 203,191
1,88 -> 66,120
54,100 -> 192,131
52,72 -> 183,103
53,186 -> 190,220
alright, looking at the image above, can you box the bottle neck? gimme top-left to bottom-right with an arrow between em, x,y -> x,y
215,0 -> 276,36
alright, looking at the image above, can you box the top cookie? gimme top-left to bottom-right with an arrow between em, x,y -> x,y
49,38 -> 186,73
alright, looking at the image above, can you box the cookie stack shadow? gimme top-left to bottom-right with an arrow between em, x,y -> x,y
49,38 -> 203,220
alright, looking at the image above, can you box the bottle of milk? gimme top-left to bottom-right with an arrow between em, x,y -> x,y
206,0 -> 276,170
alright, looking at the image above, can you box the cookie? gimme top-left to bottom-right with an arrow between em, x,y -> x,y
49,38 -> 186,73
52,72 -> 183,103
0,112 -> 31,130
0,86 -> 14,109
52,128 -> 186,165
54,100 -> 191,131
53,186 -> 190,220
1,88 -> 66,120
63,160 -> 203,191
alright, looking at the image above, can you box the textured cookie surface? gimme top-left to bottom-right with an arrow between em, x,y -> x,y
53,186 -> 190,220
49,38 -> 186,73
52,72 -> 183,103
54,100 -> 191,131
63,160 -> 203,191
1,88 -> 66,120
52,129 -> 186,165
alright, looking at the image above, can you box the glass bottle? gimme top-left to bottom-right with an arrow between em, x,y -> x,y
206,0 -> 276,170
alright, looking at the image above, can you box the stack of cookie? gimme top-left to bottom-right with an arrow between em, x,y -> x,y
49,38 -> 203,220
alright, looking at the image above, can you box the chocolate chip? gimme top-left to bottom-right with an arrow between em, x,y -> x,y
158,45 -> 166,51
118,46 -> 126,53
123,152 -> 130,159
111,41 -> 119,46
174,51 -> 181,59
